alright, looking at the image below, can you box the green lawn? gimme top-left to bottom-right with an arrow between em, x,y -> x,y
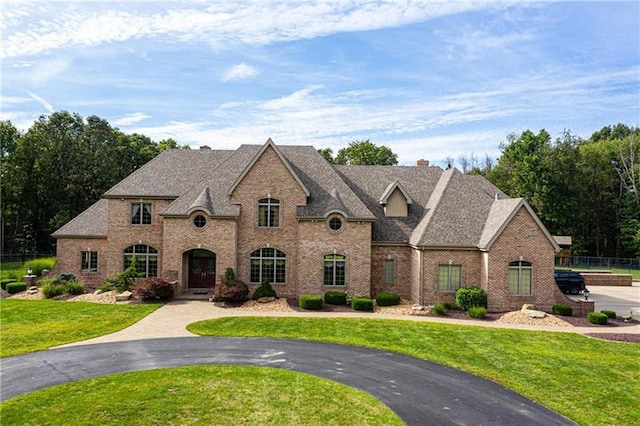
0,257 -> 57,281
0,365 -> 402,425
188,317 -> 640,426
0,299 -> 161,356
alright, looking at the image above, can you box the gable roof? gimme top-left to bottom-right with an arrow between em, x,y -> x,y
379,180 -> 413,205
228,139 -> 310,198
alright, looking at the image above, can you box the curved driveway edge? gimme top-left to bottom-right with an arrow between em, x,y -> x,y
1,337 -> 574,425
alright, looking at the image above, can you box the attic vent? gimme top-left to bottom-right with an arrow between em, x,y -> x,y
416,159 -> 429,166
200,145 -> 211,150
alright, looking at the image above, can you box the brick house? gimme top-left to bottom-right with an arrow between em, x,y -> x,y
52,139 -> 581,312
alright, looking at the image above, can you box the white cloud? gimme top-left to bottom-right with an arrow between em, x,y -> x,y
1,1 -> 501,59
222,63 -> 261,81
112,112 -> 152,127
25,91 -> 54,113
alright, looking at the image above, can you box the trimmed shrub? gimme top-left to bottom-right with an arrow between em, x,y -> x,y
587,312 -> 608,325
299,294 -> 323,310
134,277 -> 175,300
351,297 -> 374,312
455,286 -> 487,311
324,291 -> 347,305
42,282 -> 66,298
6,282 -> 27,294
375,292 -> 401,307
1,279 -> 17,290
468,306 -> 486,319
600,310 -> 616,319
431,302 -> 447,315
64,281 -> 85,295
253,278 -> 277,300
214,279 -> 249,302
552,304 -> 573,316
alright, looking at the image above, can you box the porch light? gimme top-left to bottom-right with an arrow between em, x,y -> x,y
582,289 -> 590,300
27,267 -> 33,275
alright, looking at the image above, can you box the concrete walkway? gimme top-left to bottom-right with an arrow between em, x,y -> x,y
60,297 -> 640,348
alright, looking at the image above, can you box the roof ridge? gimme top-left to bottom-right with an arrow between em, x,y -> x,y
409,168 -> 456,246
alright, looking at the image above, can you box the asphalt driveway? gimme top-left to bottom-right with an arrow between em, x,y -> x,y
1,337 -> 574,425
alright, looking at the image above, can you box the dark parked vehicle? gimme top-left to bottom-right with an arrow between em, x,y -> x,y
554,270 -> 587,294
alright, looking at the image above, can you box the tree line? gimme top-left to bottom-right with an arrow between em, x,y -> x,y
1,111 -> 637,258
1,111 -> 188,255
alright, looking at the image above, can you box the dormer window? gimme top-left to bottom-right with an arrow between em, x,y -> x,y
258,198 -> 280,228
379,181 -> 412,218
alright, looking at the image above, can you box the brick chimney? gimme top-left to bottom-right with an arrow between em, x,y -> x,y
416,159 -> 429,166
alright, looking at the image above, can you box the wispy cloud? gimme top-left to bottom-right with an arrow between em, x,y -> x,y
25,91 -> 54,113
112,112 -> 152,127
222,63 -> 261,81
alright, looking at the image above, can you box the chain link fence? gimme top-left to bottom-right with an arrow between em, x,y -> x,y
555,255 -> 640,272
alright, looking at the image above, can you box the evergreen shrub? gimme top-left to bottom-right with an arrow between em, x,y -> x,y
552,304 -> 573,316
324,291 -> 347,305
432,302 -> 447,315
6,282 -> 27,294
587,312 -> 608,325
467,306 -> 486,319
600,310 -> 616,319
253,278 -> 277,300
351,297 -> 374,312
299,294 -> 322,310
375,292 -> 400,306
455,286 -> 487,311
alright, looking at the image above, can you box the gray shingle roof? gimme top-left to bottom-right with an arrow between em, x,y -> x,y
52,199 -> 108,237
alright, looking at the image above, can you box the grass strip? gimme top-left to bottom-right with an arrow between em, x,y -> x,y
0,299 -> 161,357
188,316 -> 640,426
0,365 -> 403,425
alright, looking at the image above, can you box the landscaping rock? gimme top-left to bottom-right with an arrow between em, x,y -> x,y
521,304 -> 537,311
257,296 -> 276,303
94,289 -> 104,295
27,286 -> 39,295
115,291 -> 132,301
526,310 -> 546,318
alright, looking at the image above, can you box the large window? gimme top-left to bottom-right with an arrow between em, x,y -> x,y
438,264 -> 462,292
508,260 -> 532,295
81,251 -> 98,273
324,254 -> 346,286
258,198 -> 280,228
383,259 -> 395,284
250,248 -> 285,283
124,244 -> 158,277
132,202 -> 152,225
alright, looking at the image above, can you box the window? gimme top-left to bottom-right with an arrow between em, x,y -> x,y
383,259 -> 395,284
328,217 -> 342,231
81,251 -> 98,273
324,254 -> 346,286
258,198 -> 280,227
193,215 -> 207,228
250,248 -> 285,283
132,203 -> 152,225
438,264 -> 462,292
124,244 -> 158,277
508,260 -> 532,295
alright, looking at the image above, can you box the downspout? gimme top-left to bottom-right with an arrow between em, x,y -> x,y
419,249 -> 424,305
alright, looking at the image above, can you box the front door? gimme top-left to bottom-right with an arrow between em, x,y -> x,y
188,250 -> 216,288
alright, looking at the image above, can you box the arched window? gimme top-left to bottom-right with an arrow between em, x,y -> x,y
250,248 -> 285,283
324,254 -> 346,286
508,260 -> 532,295
258,198 -> 280,227
124,244 -> 158,277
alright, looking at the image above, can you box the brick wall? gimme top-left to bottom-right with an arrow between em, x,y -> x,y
371,245 -> 413,298
51,238 -> 108,288
420,249 -> 482,306
230,145 -> 308,298
581,273 -> 633,287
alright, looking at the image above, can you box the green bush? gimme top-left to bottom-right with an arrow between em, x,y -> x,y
375,292 -> 401,306
6,282 -> 27,294
587,312 -> 608,325
24,257 -> 56,276
104,262 -> 143,293
223,267 -> 236,282
351,297 -> 374,312
431,302 -> 447,315
42,282 -> 66,298
134,277 -> 175,300
97,283 -> 113,293
443,302 -> 456,310
1,279 -> 17,290
64,281 -> 85,295
552,304 -> 573,316
600,310 -> 616,319
56,273 -> 76,284
455,286 -> 487,311
468,306 -> 486,319
214,279 -> 249,302
324,291 -> 347,305
299,294 -> 323,310
253,278 -> 277,300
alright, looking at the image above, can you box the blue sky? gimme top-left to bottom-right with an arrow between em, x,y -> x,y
2,1 -> 639,165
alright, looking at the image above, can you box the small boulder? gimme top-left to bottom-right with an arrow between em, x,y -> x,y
526,310 -> 546,318
115,290 -> 132,301
27,286 -> 39,295
412,304 -> 425,311
257,296 -> 276,303
521,304 -> 537,312
94,289 -> 103,295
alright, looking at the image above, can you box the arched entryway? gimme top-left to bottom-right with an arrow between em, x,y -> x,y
186,249 -> 216,289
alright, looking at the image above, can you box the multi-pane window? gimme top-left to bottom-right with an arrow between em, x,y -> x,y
324,254 -> 346,286
438,264 -> 462,292
124,244 -> 158,277
508,260 -> 532,295
383,259 -> 395,284
81,251 -> 98,273
258,198 -> 280,227
131,203 -> 152,225
250,248 -> 286,283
